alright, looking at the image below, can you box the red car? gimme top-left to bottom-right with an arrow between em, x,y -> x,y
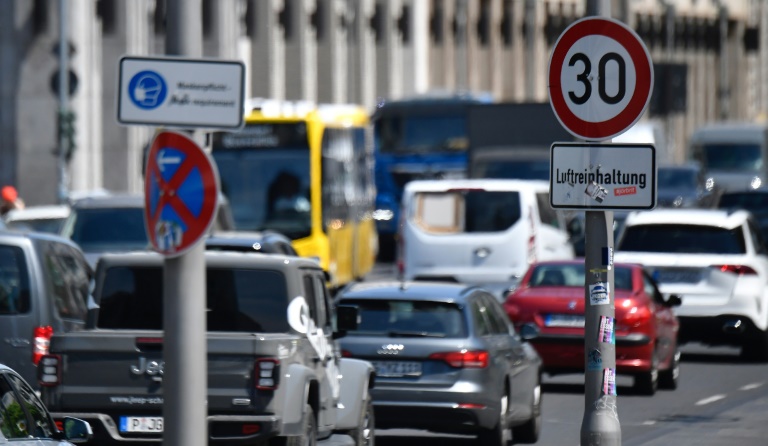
504,260 -> 681,395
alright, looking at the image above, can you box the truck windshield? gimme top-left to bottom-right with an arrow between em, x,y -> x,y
375,114 -> 469,154
97,266 -> 290,332
697,143 -> 763,172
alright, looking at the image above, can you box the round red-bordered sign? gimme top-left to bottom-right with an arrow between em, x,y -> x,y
144,130 -> 220,257
548,17 -> 653,141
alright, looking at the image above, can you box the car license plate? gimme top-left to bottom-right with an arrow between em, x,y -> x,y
545,314 -> 585,327
654,268 -> 701,284
119,416 -> 163,433
371,361 -> 422,377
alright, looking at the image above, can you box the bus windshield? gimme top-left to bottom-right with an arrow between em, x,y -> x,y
698,143 -> 763,172
212,124 -> 312,239
375,114 -> 469,154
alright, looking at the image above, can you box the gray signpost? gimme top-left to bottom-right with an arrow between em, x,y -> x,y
115,1 -> 244,445
547,2 -> 655,445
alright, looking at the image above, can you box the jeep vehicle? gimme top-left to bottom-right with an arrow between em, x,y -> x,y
39,251 -> 375,446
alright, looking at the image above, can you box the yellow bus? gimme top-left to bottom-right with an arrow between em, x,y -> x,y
210,99 -> 378,290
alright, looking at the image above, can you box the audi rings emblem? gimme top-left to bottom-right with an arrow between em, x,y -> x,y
377,344 -> 404,355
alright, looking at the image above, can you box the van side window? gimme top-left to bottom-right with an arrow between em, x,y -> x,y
0,245 -> 30,314
39,241 -> 88,320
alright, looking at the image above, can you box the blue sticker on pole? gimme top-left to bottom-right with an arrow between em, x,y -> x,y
589,282 -> 610,305
598,315 -> 615,344
587,349 -> 603,371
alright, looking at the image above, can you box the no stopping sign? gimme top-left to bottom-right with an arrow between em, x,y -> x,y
548,17 -> 653,141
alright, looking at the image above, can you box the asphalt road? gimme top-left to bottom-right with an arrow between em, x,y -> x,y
366,263 -> 768,445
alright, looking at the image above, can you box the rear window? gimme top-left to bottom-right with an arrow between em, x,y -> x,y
67,208 -> 148,252
618,224 -> 746,254
529,263 -> 633,290
0,246 -> 30,314
693,143 -> 762,172
340,299 -> 467,338
97,266 -> 290,332
412,190 -> 521,234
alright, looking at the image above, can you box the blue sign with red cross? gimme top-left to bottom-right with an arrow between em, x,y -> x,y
144,130 -> 220,257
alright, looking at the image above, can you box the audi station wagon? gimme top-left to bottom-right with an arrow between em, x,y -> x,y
337,281 -> 543,445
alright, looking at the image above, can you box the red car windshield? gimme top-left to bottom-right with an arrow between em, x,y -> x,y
529,264 -> 633,290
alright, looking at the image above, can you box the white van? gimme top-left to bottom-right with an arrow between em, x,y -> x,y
688,122 -> 768,191
398,179 -> 575,298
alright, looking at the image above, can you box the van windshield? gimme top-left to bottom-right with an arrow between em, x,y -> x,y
412,190 -> 521,234
697,143 -> 762,172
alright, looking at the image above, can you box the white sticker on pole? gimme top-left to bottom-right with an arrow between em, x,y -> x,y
589,282 -> 610,305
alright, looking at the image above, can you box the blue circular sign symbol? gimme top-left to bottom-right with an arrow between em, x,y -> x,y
128,70 -> 167,110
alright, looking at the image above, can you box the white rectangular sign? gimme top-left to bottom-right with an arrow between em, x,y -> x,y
118,56 -> 245,129
550,142 -> 656,210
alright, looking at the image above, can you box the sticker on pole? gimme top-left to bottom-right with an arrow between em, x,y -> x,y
589,282 -> 610,306
548,17 -> 653,141
144,130 -> 220,257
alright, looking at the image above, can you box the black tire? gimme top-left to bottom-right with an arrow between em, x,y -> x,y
477,391 -> 511,446
348,396 -> 375,446
278,404 -> 317,446
512,382 -> 542,444
633,365 -> 658,396
740,331 -> 768,363
658,348 -> 681,390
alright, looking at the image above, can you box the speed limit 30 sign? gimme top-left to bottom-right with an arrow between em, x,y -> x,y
548,17 -> 653,141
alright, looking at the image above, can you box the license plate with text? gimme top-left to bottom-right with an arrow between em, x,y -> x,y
119,416 -> 164,433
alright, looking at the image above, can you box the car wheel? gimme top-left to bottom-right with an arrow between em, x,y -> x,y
740,330 -> 768,363
477,391 -> 511,446
659,347 -> 681,390
512,381 -> 542,444
348,396 -> 375,446
633,362 -> 658,396
276,404 -> 317,446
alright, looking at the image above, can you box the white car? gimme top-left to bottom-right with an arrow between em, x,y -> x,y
3,204 -> 70,234
399,179 -> 576,299
614,208 -> 768,360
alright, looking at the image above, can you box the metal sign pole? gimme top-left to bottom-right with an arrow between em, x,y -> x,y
163,1 -> 207,446
580,3 -> 621,446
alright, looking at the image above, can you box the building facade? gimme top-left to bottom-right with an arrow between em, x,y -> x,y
0,0 -> 763,204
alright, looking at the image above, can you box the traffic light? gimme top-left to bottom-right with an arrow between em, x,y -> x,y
57,110 -> 76,162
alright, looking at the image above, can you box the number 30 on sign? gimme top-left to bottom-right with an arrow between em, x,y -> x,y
548,17 -> 653,142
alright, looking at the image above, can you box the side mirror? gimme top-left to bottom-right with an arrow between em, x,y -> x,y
63,417 -> 93,443
333,305 -> 360,339
519,323 -> 539,341
666,294 -> 683,307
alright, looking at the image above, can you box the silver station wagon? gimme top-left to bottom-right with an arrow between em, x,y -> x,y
336,281 -> 543,445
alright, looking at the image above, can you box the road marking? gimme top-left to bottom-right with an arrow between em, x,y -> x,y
740,382 -> 764,391
642,420 -> 656,425
695,394 -> 726,406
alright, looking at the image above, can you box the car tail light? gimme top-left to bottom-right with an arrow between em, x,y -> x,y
33,326 -> 53,365
341,350 -> 354,358
429,350 -> 489,368
713,264 -> 758,275
38,354 -> 61,387
254,358 -> 280,390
